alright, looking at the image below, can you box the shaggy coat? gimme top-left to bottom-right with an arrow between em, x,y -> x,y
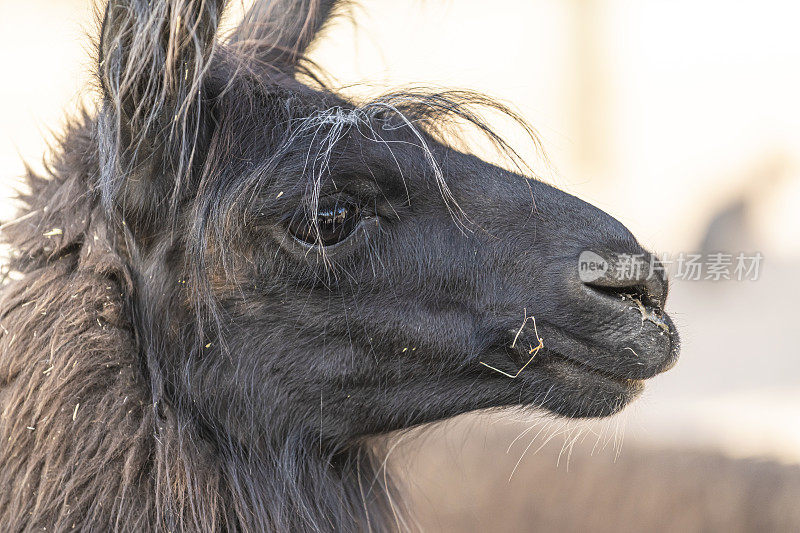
0,1 -> 678,531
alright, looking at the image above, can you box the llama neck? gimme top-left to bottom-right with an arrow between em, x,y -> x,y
206,436 -> 400,531
140,404 -> 399,531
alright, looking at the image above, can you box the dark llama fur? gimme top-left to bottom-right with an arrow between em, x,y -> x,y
0,1 -> 679,531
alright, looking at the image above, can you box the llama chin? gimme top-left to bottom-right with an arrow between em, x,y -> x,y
0,1 -> 678,531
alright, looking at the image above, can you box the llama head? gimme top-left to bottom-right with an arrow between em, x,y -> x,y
97,0 -> 679,450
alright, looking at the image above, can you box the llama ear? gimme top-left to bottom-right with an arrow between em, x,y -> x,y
98,0 -> 226,211
229,0 -> 344,71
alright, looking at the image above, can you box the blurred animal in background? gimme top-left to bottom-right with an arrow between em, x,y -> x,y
0,0 -> 680,531
699,152 -> 799,257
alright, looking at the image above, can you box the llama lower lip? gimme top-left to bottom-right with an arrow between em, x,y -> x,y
542,351 -> 644,389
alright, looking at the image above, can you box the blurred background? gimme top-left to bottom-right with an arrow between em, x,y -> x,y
2,0 -> 799,530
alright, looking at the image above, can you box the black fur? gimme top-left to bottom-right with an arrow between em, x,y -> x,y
0,1 -> 679,530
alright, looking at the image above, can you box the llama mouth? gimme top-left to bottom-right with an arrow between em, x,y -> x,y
534,317 -> 679,380
478,342 -> 646,418
478,311 -> 678,402
497,342 -> 646,389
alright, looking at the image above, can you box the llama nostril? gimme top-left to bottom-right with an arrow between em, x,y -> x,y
585,279 -> 664,311
580,253 -> 668,310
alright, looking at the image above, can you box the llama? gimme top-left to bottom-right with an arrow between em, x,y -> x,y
0,1 -> 679,530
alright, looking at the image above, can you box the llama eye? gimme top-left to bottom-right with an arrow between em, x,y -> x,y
288,201 -> 362,247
